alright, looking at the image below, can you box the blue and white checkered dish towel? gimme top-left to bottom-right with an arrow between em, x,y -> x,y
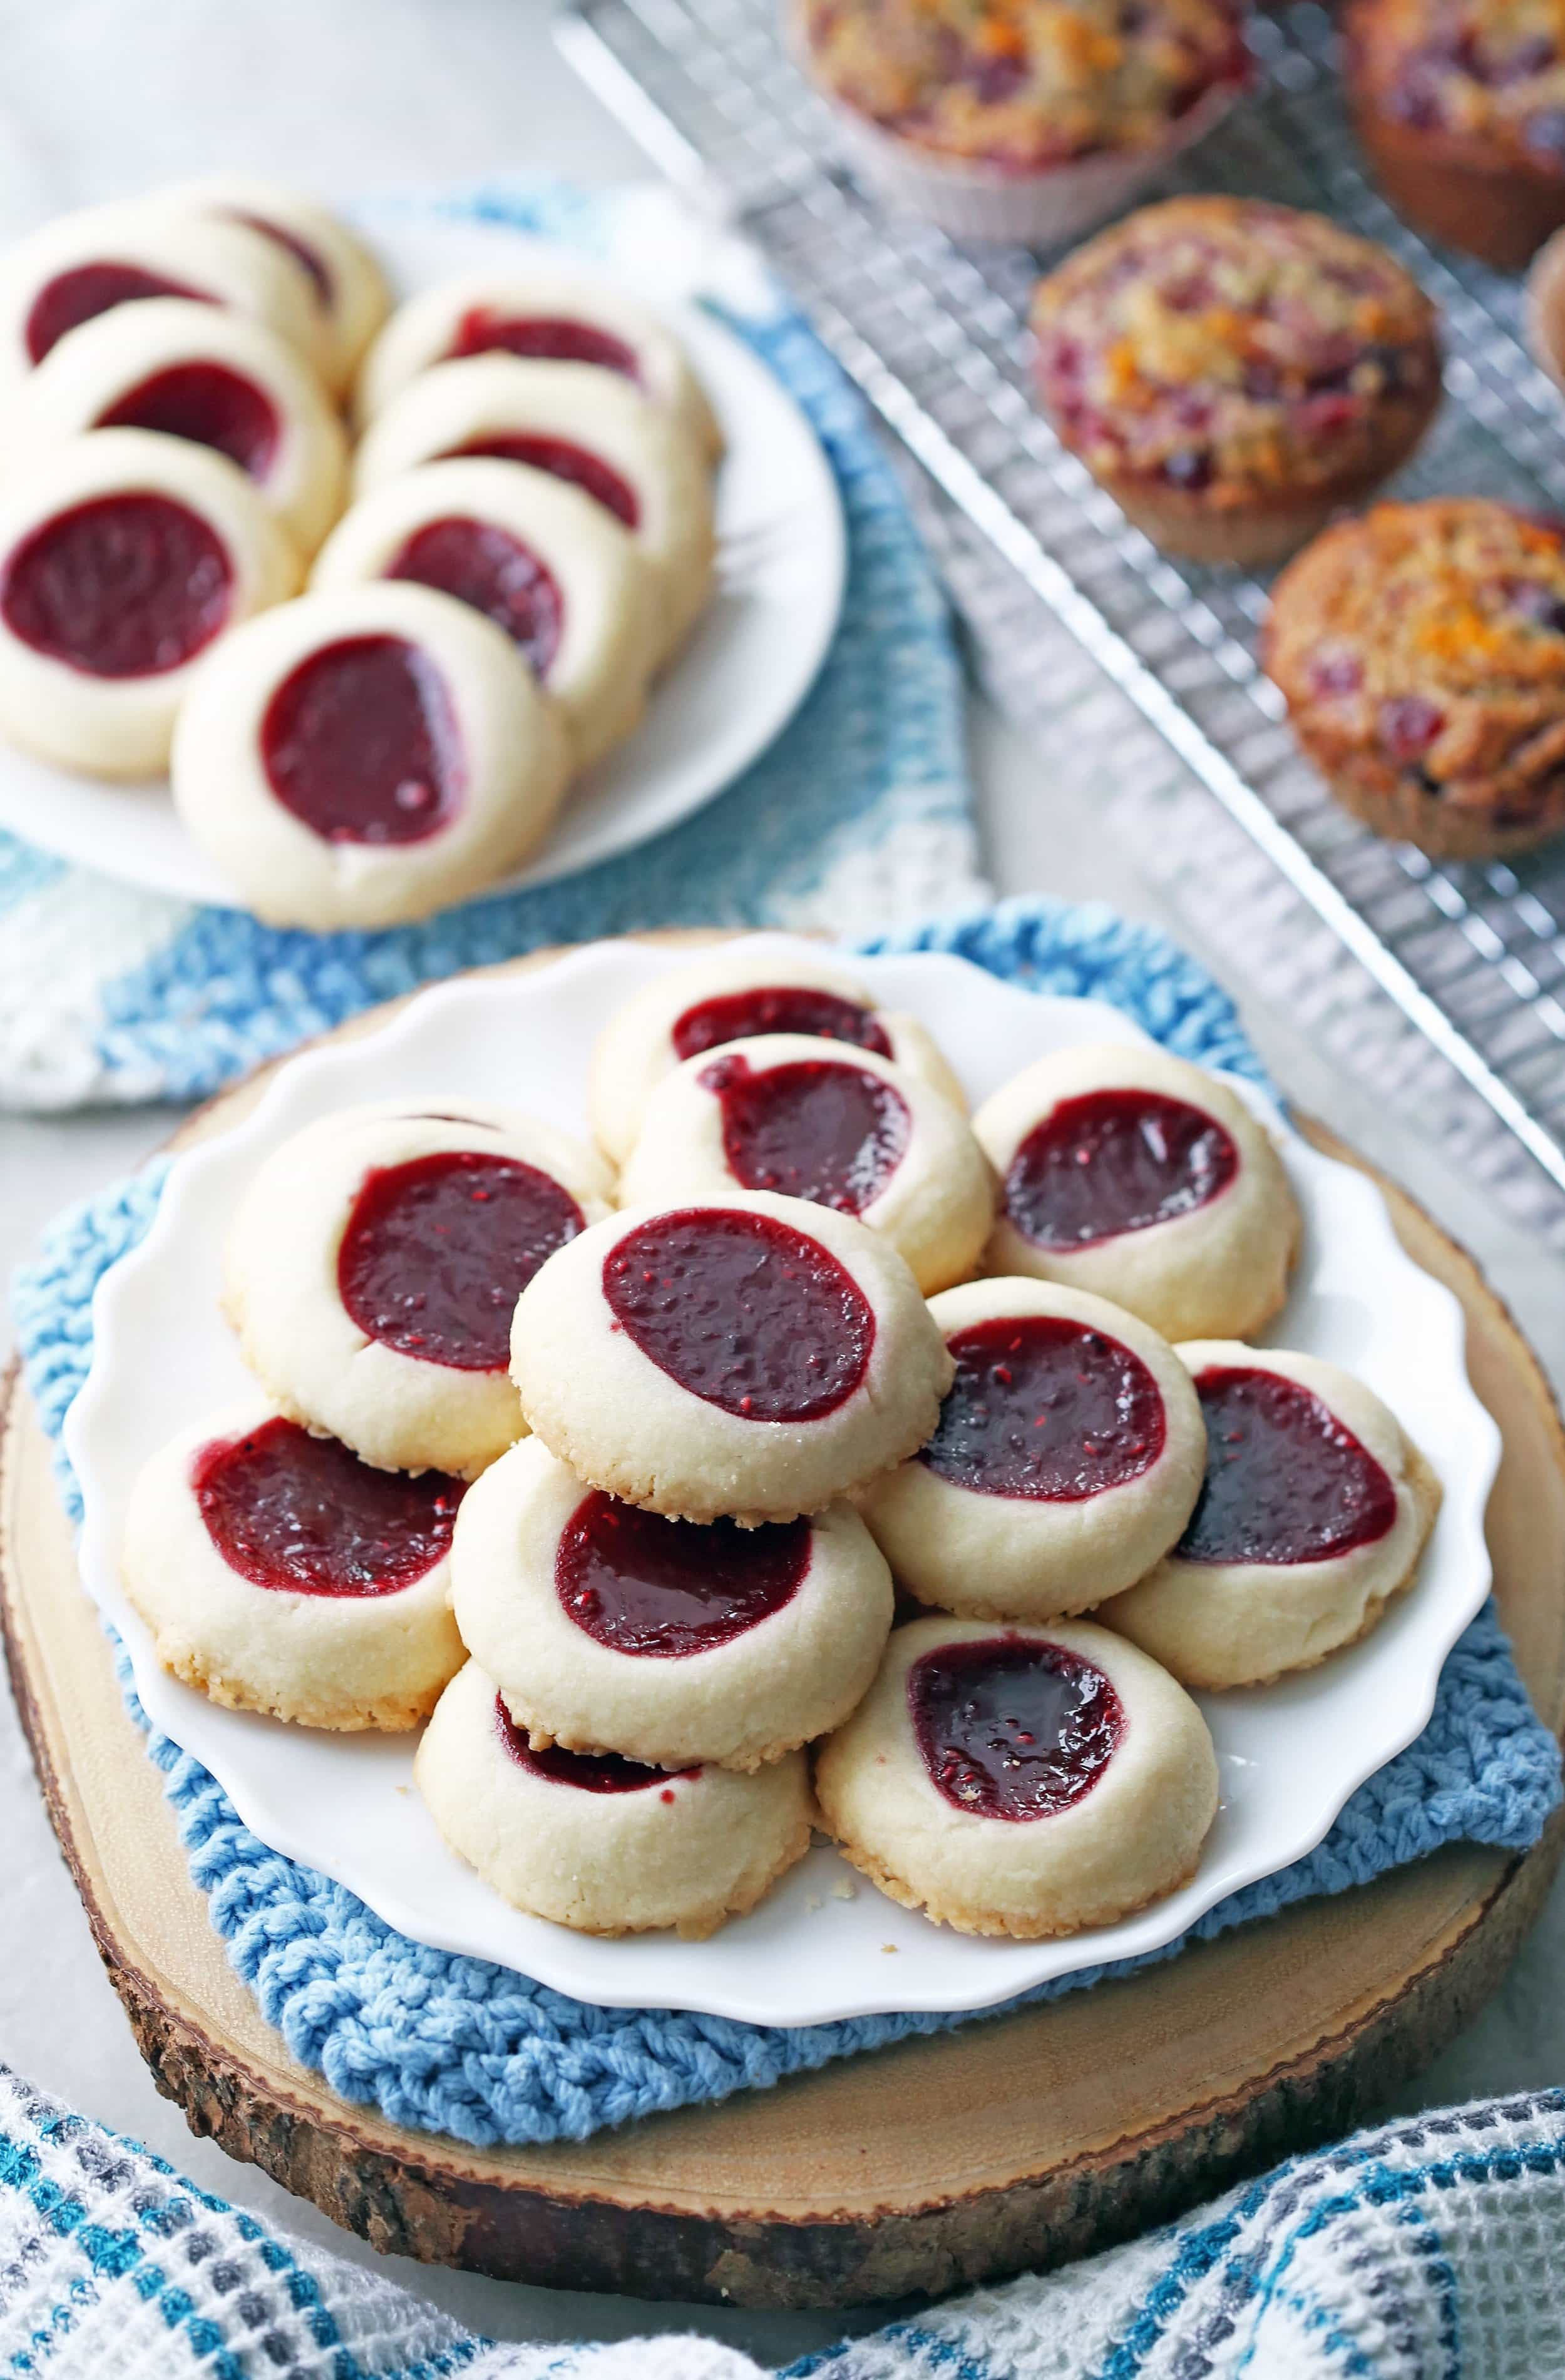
1,2059 -> 1561,2377
12,898 -> 1561,2158
0,178 -> 982,1110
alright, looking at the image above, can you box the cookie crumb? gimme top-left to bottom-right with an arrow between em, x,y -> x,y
831,1877 -> 856,1901
881,1941 -> 898,1954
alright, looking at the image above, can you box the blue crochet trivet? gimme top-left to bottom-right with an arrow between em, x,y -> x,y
12,896 -> 1561,2152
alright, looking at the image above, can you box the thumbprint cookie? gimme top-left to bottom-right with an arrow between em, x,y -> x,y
155,176 -> 390,396
450,1436 -> 894,1770
1099,1343 -> 1442,1687
415,1658 -> 813,1936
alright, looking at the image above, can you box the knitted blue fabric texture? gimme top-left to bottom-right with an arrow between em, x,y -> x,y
12,898 -> 1561,2153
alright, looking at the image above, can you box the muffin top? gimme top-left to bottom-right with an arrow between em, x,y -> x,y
1030,197 -> 1440,496
797,0 -> 1251,168
1268,498 -> 1565,797
1348,0 -> 1565,173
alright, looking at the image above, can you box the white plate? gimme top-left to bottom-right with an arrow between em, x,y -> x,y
0,211 -> 846,910
65,936 -> 1500,2028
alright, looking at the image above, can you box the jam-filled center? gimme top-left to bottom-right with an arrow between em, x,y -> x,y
1006,1088 -> 1239,1251
603,1207 -> 875,1422
921,1315 -> 1166,1501
557,1491 -> 809,1658
98,361 -> 280,479
1178,1366 -> 1399,1566
909,1636 -> 1125,1822
445,434 -> 640,529
699,1053 -> 910,1216
261,633 -> 464,847
191,1416 -> 464,1595
228,210 -> 333,305
386,515 -> 563,677
24,262 -> 210,364
339,1148 -> 586,1372
495,1695 -> 695,1794
0,493 -> 232,678
672,986 -> 893,1063
449,308 -> 642,385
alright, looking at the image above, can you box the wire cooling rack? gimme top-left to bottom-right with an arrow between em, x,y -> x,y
558,0 -> 1565,1210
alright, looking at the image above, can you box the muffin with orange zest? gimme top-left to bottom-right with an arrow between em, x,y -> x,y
1266,498 -> 1565,859
793,0 -> 1252,246
1030,197 -> 1442,564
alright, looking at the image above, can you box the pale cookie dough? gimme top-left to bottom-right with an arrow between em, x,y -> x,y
0,429 -> 298,778
859,1277 -> 1206,1621
590,946 -> 967,1166
155,176 -> 390,396
10,299 -> 348,553
353,268 -> 722,461
510,1190 -> 954,1525
450,1436 -> 894,1770
1099,1342 -> 1442,1688
171,581 -> 570,929
311,457 -> 657,769
0,198 -> 328,389
121,1399 -> 466,1730
814,1615 -> 1219,1940
415,1657 -> 814,1936
352,355 -> 716,665
224,1100 -> 613,1478
618,1033 -> 994,1294
973,1041 -> 1301,1342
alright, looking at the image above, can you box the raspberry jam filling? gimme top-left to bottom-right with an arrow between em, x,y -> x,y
495,1695 -> 696,1793
699,1053 -> 910,1215
910,1635 -> 1125,1822
921,1315 -> 1166,1501
261,634 -> 463,846
603,1208 -> 875,1422
1178,1366 -> 1398,1566
1005,1088 -> 1239,1251
191,1416 -> 463,1596
557,1491 -> 809,1657
0,494 -> 232,677
339,1149 -> 586,1372
228,210 -> 333,305
97,361 -> 280,479
672,986 -> 893,1063
446,435 -> 640,529
449,309 -> 642,384
24,262 -> 210,364
386,516 -> 563,677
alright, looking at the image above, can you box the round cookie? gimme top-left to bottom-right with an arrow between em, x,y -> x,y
353,268 -> 722,460
352,355 -> 716,665
155,176 -> 390,396
1099,1343 -> 1442,1688
590,947 -> 966,1167
223,1100 -> 614,1478
0,428 -> 299,778
121,1399 -> 466,1730
618,1033 -> 993,1295
451,1436 -> 894,1771
10,299 -> 348,553
311,457 -> 657,769
814,1615 -> 1219,1939
859,1278 -> 1206,1622
510,1190 -> 955,1525
416,1657 -> 813,1937
0,198 -> 328,388
170,581 -> 570,929
973,1042 -> 1300,1342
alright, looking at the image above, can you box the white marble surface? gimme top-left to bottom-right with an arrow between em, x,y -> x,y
0,4 -> 1562,2366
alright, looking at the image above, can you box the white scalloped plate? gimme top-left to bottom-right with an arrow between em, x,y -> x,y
0,210 -> 846,910
64,936 -> 1499,2027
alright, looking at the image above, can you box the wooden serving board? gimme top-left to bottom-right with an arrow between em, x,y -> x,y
3,953 -> 1564,2310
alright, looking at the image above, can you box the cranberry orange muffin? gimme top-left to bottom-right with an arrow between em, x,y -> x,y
794,0 -> 1251,245
1030,197 -> 1441,565
1346,0 -> 1565,268
1266,498 -> 1565,859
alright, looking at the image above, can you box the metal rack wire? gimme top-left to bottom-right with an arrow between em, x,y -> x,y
558,0 -> 1565,1208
